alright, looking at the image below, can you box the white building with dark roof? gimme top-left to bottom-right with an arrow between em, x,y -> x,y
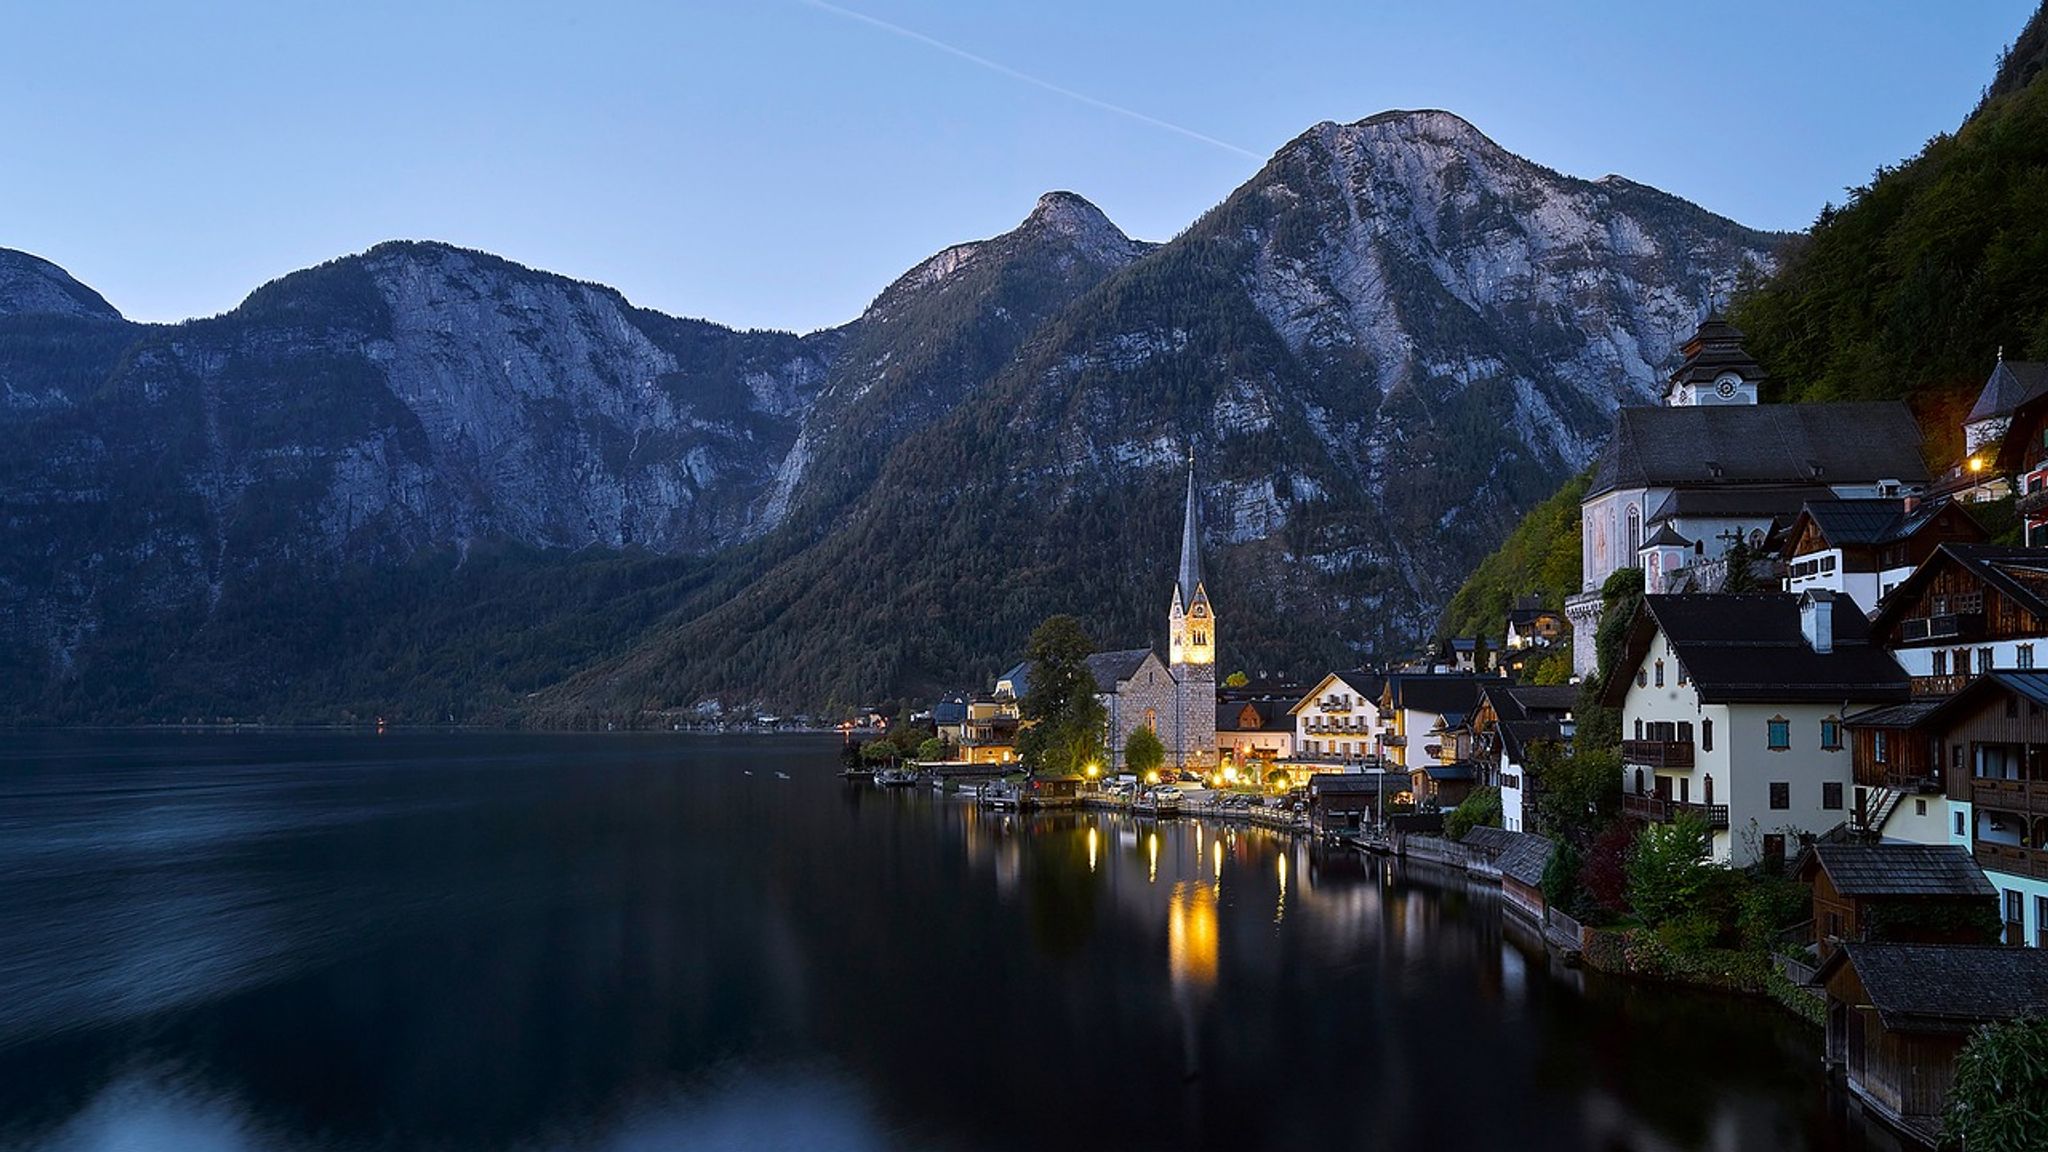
1566,319 -> 1930,676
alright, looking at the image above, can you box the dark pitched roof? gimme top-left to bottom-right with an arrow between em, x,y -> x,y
1462,826 -> 1518,854
1502,684 -> 1578,717
1647,485 -> 1837,524
1665,316 -> 1768,387
1600,594 -> 1909,707
932,694 -> 969,725
1177,462 -> 1205,606
1417,763 -> 1476,782
1086,648 -> 1158,689
1842,700 -> 1947,730
1307,772 -> 1399,795
1966,360 -> 2048,425
1802,844 -> 1997,899
1500,718 -> 1568,763
1385,673 -> 1492,716
1641,522 -> 1692,549
1872,544 -> 2048,635
1802,498 -> 1912,546
1465,828 -> 1557,887
1587,402 -> 1928,499
1217,698 -> 1291,732
1819,943 -> 2048,1033
1912,670 -> 2048,732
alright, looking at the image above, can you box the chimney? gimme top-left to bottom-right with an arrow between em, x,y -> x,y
1800,590 -> 1835,654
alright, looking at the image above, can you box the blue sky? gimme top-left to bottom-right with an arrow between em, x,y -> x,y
2,1 -> 2033,332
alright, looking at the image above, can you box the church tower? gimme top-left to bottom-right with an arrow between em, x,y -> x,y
1167,454 -> 1218,769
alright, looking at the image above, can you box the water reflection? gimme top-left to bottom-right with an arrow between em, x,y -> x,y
0,734 -> 1895,1151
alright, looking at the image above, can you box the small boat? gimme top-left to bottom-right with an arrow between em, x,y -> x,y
743,770 -> 754,776
1133,787 -> 1182,817
979,781 -> 1022,809
957,783 -> 983,800
775,771 -> 790,780
875,767 -> 919,787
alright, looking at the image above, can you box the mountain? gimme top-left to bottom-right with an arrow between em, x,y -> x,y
1444,1 -> 2048,648
1731,1 -> 2048,459
1,111 -> 1779,723
0,249 -> 121,321
536,111 -> 1779,719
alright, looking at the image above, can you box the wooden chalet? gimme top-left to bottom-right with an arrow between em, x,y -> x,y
1868,544 -> 2048,698
1797,844 -> 1999,962
1817,942 -> 2048,1143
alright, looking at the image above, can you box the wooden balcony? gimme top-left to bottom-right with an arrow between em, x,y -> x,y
1910,674 -> 1969,698
1622,793 -> 1730,829
1972,777 -> 2048,811
1974,841 -> 2048,880
1622,739 -> 1694,770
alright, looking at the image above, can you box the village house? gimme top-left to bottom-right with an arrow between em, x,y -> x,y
1380,673 -> 1491,772
1601,591 -> 1910,867
1777,498 -> 1985,615
1566,318 -> 1929,676
931,688 -> 1021,765
1215,686 -> 1300,780
1841,699 -> 1952,845
1504,594 -> 1566,653
1796,843 -> 1999,963
1816,942 -> 2048,1144
1991,369 -> 2048,545
1868,544 -> 2048,698
1286,669 -> 1385,774
1473,681 -> 1576,833
1306,772 -> 1406,833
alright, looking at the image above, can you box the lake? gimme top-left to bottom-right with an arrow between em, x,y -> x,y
0,732 -> 1910,1150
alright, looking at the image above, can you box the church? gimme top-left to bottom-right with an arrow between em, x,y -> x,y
1091,459 -> 1219,773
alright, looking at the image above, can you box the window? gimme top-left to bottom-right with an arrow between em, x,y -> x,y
1979,648 -> 1995,674
1770,782 -> 1790,810
2039,897 -> 2048,950
1956,649 -> 1972,676
1932,650 -> 1949,676
2022,644 -> 2036,670
1637,668 -> 1648,688
1627,503 -> 1642,558
1654,660 -> 1665,688
1820,717 -> 1842,751
1763,834 -> 1787,867
2006,891 -> 2025,946
1704,775 -> 1714,804
1702,718 -> 1713,752
1676,663 -> 1688,686
1873,730 -> 1889,763
1915,799 -> 1927,816
1956,810 -> 1967,836
1677,721 -> 1693,744
1823,782 -> 1843,810
1767,716 -> 1791,751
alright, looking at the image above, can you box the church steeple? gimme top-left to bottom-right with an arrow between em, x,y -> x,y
1169,450 -> 1214,668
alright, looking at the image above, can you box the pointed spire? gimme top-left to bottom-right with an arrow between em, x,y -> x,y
1177,447 -> 1204,606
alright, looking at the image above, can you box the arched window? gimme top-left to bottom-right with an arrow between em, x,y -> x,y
1702,718 -> 1714,752
1704,774 -> 1714,804
1627,504 -> 1643,558
1144,708 -> 1157,733
1654,660 -> 1665,688
1634,768 -> 1646,795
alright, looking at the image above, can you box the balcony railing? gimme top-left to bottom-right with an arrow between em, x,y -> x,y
1897,613 -> 1985,643
1622,793 -> 1730,829
1622,739 -> 1695,770
1972,777 -> 2048,810
1910,674 -> 1969,698
1974,841 -> 2048,880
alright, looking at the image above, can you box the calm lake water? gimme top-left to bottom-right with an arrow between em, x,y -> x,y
0,732 -> 1911,1151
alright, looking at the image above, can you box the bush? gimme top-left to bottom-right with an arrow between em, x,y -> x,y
1444,786 -> 1502,841
1626,813 -> 1716,927
1579,822 -> 1636,917
1944,1016 -> 2048,1151
1738,872 -> 1814,954
1125,726 -> 1165,781
1655,911 -> 1721,957
1542,840 -> 1583,912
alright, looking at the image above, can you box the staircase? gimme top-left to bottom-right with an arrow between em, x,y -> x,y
1857,787 -> 1905,839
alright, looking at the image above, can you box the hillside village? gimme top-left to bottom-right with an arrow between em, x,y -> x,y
878,317 -> 2048,1146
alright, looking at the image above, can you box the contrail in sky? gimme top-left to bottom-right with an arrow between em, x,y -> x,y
801,0 -> 1261,160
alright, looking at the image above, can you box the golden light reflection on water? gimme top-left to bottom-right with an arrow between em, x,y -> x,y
1167,880 -> 1218,988
1147,831 -> 1159,884
1212,836 -> 1223,882
1275,850 -> 1288,924
1087,826 -> 1098,873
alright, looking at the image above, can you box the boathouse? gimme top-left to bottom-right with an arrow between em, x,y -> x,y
1797,843 -> 1999,962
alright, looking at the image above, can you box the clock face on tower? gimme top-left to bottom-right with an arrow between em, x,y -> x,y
1714,373 -> 1741,400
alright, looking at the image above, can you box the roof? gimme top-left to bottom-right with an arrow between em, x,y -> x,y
1288,669 -> 1387,716
1801,844 -> 1997,899
1665,315 -> 1769,387
932,694 -> 969,725
1965,359 -> 2048,425
1842,699 -> 1947,730
1499,718 -> 1568,763
1484,682 -> 1578,719
1462,827 -> 1518,854
1385,673 -> 1492,717
1872,544 -> 2048,636
997,661 -> 1030,690
1177,460 -> 1205,607
1818,943 -> 2048,1034
1417,763 -> 1476,782
1641,522 -> 1692,549
1587,402 -> 1928,499
1646,485 -> 1837,524
1499,831 -> 1556,887
1600,594 -> 1909,707
1086,648 -> 1158,689
1217,698 -> 1291,732
1307,772 -> 1400,795
1786,497 -> 1987,557
1913,670 -> 2048,732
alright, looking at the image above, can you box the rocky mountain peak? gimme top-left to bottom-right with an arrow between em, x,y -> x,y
1019,190 -> 1138,264
0,249 -> 122,321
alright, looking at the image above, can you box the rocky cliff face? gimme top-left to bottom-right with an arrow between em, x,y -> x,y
1,111 -> 1781,720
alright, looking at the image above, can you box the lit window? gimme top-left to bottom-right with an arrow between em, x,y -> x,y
1767,717 -> 1790,751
